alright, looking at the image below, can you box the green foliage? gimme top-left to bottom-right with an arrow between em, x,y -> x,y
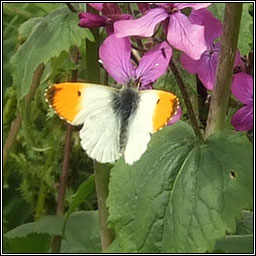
64,174 -> 95,231
11,6 -> 94,100
107,122 -> 253,253
4,216 -> 64,238
4,211 -> 101,253
60,211 -> 101,253
215,211 -> 253,253
4,234 -> 51,253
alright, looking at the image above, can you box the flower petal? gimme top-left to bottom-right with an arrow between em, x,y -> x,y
167,106 -> 182,125
88,3 -> 104,11
136,41 -> 172,88
79,13 -> 107,28
231,73 -> 253,104
189,9 -> 222,45
99,34 -> 135,84
167,12 -> 207,60
180,54 -> 199,74
114,8 -> 168,38
174,3 -> 212,10
197,49 -> 219,90
231,105 -> 253,131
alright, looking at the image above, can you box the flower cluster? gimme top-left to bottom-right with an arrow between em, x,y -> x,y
79,3 -> 253,131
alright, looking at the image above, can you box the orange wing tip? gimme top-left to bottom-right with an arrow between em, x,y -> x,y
45,83 -> 84,124
152,93 -> 179,132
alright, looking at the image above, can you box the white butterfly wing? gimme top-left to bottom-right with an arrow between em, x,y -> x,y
78,86 -> 122,163
124,89 -> 178,165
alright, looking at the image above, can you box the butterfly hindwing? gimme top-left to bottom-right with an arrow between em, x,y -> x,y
78,86 -> 122,163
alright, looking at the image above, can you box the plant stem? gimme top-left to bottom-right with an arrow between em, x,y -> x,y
3,115 -> 21,167
94,162 -> 115,250
51,123 -> 73,253
3,63 -> 45,167
51,47 -> 80,253
66,3 -> 77,13
205,3 -> 243,137
85,9 -> 114,249
35,181 -> 47,220
169,61 -> 204,143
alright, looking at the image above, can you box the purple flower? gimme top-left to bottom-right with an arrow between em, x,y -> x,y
99,34 -> 173,89
181,9 -> 241,90
114,3 -> 211,60
231,73 -> 253,131
79,3 -> 132,34
99,34 -> 181,122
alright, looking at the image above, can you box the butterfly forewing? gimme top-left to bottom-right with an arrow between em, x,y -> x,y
124,89 -> 178,164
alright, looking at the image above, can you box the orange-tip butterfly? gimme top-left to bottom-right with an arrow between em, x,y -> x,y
45,83 -> 179,165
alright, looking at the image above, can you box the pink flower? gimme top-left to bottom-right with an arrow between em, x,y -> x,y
231,73 -> 253,131
181,8 -> 241,90
99,34 -> 174,89
114,3 -> 211,60
79,3 -> 132,34
99,34 -> 181,121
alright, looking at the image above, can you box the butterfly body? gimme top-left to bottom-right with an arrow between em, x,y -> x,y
45,83 -> 178,165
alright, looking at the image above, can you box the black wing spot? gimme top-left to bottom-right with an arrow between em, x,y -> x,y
157,99 -> 160,104
77,91 -> 81,96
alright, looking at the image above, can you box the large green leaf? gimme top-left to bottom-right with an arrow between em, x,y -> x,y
4,215 -> 64,238
4,211 -> 101,253
107,122 -> 253,253
4,233 -> 51,253
11,6 -> 94,100
61,211 -> 101,253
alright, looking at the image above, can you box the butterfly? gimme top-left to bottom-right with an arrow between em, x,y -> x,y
45,82 -> 179,165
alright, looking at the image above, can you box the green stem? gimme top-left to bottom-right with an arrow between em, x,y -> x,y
93,162 -> 115,250
205,3 -> 243,137
85,9 -> 114,249
169,61 -> 204,143
34,181 -> 47,221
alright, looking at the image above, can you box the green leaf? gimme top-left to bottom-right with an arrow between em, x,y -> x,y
235,210 -> 253,235
18,17 -> 43,42
215,234 -> 253,253
238,3 -> 253,55
11,6 -> 94,100
4,233 -> 51,253
4,211 -> 101,253
61,211 -> 101,253
64,174 -> 95,231
214,210 -> 253,253
107,122 -> 253,253
4,215 -> 64,238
